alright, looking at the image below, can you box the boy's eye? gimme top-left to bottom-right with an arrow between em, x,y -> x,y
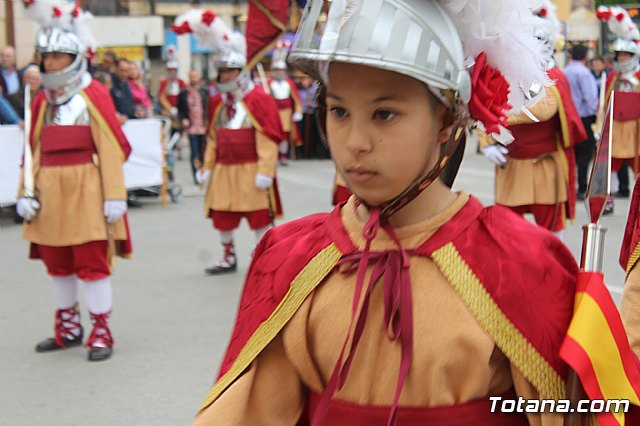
329,106 -> 348,119
374,109 -> 397,122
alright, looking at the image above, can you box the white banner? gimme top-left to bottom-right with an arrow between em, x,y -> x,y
0,125 -> 23,207
122,119 -> 164,190
0,119 -> 165,206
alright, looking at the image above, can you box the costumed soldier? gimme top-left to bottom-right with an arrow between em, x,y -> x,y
158,45 -> 186,179
17,0 -> 132,362
268,41 -> 304,165
172,10 -> 284,275
190,1 -> 640,425
598,6 -> 640,215
481,4 -> 585,239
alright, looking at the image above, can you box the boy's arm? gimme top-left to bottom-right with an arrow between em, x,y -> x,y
193,334 -> 304,426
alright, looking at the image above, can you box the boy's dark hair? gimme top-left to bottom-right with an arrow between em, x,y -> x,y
571,44 -> 588,61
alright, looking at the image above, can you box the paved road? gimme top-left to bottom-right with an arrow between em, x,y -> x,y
0,142 -> 632,426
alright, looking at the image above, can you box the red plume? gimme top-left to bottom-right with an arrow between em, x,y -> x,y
171,21 -> 193,35
202,10 -> 217,26
538,8 -> 548,17
616,12 -> 626,22
52,6 -> 62,17
596,9 -> 612,21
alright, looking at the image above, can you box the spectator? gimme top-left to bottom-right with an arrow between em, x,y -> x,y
98,50 -> 117,74
590,56 -> 606,94
93,70 -> 113,91
110,58 -> 135,121
20,51 -> 42,74
564,44 -> 598,200
177,69 -> 209,183
0,46 -> 23,99
9,65 -> 42,119
128,63 -> 153,118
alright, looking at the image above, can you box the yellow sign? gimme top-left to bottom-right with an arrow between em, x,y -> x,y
96,46 -> 145,63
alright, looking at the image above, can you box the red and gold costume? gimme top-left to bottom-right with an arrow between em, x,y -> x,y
489,67 -> 585,232
203,86 -> 284,228
158,77 -> 186,125
194,193 -> 582,425
268,77 -> 303,147
22,80 -> 132,275
621,177 -> 640,358
605,70 -> 640,173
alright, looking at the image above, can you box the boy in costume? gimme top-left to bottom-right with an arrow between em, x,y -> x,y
192,1 -> 640,424
172,10 -> 284,275
17,0 -> 132,362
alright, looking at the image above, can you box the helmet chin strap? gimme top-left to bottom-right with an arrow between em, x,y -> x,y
357,116 -> 468,221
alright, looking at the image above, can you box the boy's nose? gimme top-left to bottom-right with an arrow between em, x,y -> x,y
345,123 -> 375,153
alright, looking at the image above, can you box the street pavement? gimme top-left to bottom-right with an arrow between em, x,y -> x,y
0,141 -> 632,426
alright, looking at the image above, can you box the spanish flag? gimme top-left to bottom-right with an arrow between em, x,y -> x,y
560,271 -> 640,425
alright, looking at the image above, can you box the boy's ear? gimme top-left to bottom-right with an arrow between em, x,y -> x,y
436,108 -> 455,145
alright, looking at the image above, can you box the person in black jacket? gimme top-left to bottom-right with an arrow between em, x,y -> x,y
177,69 -> 209,183
110,58 -> 135,121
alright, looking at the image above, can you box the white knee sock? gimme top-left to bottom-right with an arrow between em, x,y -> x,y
220,231 -> 234,245
83,277 -> 113,315
255,226 -> 270,243
52,275 -> 79,310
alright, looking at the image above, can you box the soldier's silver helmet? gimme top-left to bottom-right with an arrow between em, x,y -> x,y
289,0 -> 472,109
613,39 -> 639,74
36,27 -> 88,106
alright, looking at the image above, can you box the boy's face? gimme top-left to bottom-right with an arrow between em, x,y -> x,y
43,52 -> 74,72
616,52 -> 633,63
326,62 -> 450,206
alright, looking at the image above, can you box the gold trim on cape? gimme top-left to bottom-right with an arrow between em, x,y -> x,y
431,242 -> 566,400
198,243 -> 342,412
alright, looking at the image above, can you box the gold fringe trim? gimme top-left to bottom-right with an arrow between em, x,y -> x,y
432,243 -> 566,400
198,243 -> 342,412
80,92 -> 126,162
627,243 -> 640,275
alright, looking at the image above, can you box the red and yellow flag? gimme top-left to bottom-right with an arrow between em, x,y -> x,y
246,0 -> 290,70
560,271 -> 640,425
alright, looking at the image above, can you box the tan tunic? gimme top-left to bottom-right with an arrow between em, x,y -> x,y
610,78 -> 640,160
203,100 -> 278,213
21,106 -> 127,246
621,264 -> 640,358
194,193 -> 562,426
494,88 -> 567,207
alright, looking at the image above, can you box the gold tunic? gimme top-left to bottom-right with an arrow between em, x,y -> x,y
194,194 -> 563,426
203,97 -> 278,214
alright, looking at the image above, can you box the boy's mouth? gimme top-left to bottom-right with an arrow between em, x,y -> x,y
346,166 -> 377,184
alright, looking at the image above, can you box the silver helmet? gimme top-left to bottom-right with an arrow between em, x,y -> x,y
613,39 -> 640,75
214,32 -> 251,94
36,27 -> 89,105
289,0 -> 471,108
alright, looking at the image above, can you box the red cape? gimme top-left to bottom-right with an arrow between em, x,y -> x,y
548,67 -> 585,222
208,197 -> 578,410
207,86 -> 285,145
621,177 -> 640,272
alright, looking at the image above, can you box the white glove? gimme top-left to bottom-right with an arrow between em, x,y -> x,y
279,140 -> 289,155
481,144 -> 509,166
16,197 -> 40,221
103,200 -> 127,224
196,169 -> 211,185
170,107 -> 178,118
255,173 -> 273,190
292,112 -> 303,122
